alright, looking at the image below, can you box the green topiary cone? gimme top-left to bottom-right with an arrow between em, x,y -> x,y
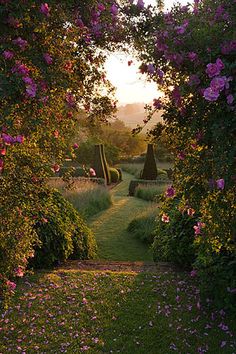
141,144 -> 158,180
92,144 -> 106,182
100,144 -> 111,185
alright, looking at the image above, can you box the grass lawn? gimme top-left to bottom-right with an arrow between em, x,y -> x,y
89,172 -> 156,261
0,269 -> 235,353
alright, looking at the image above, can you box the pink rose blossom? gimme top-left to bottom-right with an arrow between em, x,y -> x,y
12,37 -> 28,50
26,83 -> 37,98
216,178 -> 224,190
137,0 -> 145,9
110,4 -> 118,16
97,3 -> 106,11
165,186 -> 175,197
187,208 -> 195,216
15,266 -> 24,277
210,76 -> 227,92
177,151 -> 185,160
40,3 -> 50,16
12,62 -> 30,76
73,143 -> 79,149
0,148 -> 6,156
89,168 -> 96,177
188,52 -> 198,61
161,213 -> 170,223
3,50 -> 14,60
14,135 -> 24,144
52,164 -> 60,173
203,87 -> 219,101
22,76 -> 34,85
193,222 -> 205,235
43,53 -> 53,65
2,133 -> 14,145
190,269 -> 197,277
6,280 -> 16,291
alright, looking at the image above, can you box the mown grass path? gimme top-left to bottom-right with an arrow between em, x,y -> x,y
89,172 -> 156,262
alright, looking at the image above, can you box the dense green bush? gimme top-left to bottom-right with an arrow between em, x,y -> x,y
109,167 -> 120,183
153,198 -> 197,268
31,190 -> 97,268
127,209 -> 158,244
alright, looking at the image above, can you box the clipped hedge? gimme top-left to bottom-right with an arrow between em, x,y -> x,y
109,167 -> 120,183
101,144 -> 111,185
129,179 -> 167,196
116,168 -> 123,181
31,190 -> 97,268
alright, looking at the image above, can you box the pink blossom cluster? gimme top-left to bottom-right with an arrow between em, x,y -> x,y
193,222 -> 205,236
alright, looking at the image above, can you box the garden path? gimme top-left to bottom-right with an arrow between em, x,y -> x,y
88,171 -> 158,262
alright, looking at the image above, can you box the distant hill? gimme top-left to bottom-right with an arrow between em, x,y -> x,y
116,103 -> 163,133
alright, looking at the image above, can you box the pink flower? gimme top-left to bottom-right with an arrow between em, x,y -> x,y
175,19 -> 189,34
2,133 -> 14,145
73,143 -> 79,149
12,37 -> 28,50
190,269 -> 197,277
22,76 -> 34,85
43,53 -> 53,65
227,94 -> 234,105
52,164 -> 60,173
210,76 -> 227,92
165,186 -> 175,197
187,208 -> 195,216
15,266 -> 24,277
0,148 -> 6,156
188,52 -> 198,61
161,213 -> 170,223
203,87 -> 219,101
147,64 -> 155,74
193,222 -> 205,235
110,4 -> 118,16
206,58 -> 224,78
3,50 -> 14,60
89,168 -> 96,177
14,135 -> 24,144
177,151 -> 185,160
65,92 -> 76,108
153,98 -> 162,109
40,3 -> 50,16
6,280 -> 16,291
26,83 -> 37,98
97,3 -> 106,11
12,62 -> 30,76
137,0 -> 144,9
216,178 -> 224,190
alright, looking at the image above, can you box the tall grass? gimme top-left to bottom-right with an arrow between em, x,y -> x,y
48,178 -> 112,219
127,207 -> 159,244
134,183 -> 168,202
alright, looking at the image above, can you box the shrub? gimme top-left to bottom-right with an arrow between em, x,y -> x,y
31,190 -> 97,268
134,183 -> 168,202
109,167 -> 120,183
127,208 -> 158,244
153,198 -> 197,268
129,179 -> 167,196
141,144 -> 158,180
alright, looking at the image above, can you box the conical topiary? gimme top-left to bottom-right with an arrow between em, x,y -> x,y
100,144 -> 111,185
92,144 -> 106,182
141,144 -> 158,180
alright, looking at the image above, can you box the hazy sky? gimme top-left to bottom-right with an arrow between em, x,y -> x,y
105,0 -> 190,105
